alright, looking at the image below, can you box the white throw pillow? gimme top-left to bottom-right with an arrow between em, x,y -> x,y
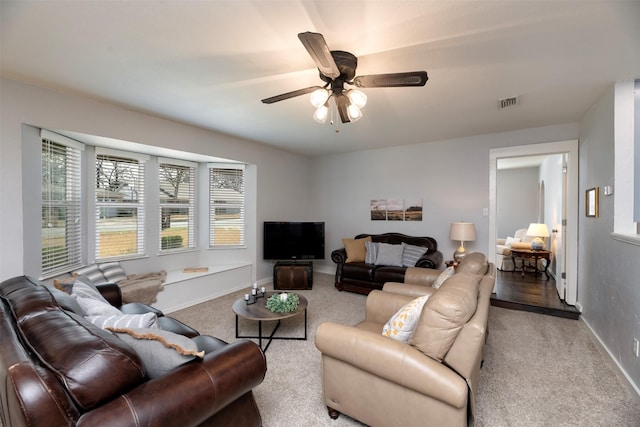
432,266 -> 455,289
76,296 -> 123,317
86,313 -> 158,330
382,295 -> 430,342
504,236 -> 521,247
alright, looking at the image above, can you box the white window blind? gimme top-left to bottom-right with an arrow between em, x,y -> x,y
41,138 -> 83,275
159,159 -> 196,251
209,165 -> 245,247
95,151 -> 145,260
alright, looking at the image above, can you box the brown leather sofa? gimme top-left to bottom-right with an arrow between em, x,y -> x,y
331,232 -> 443,295
316,253 -> 495,427
0,275 -> 267,427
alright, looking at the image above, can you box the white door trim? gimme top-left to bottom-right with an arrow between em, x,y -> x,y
489,140 -> 579,306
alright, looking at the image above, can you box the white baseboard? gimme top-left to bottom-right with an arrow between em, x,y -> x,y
581,317 -> 640,397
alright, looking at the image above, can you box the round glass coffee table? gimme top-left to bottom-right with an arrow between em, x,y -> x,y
232,292 -> 308,352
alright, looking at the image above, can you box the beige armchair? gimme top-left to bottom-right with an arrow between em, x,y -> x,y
315,253 -> 495,427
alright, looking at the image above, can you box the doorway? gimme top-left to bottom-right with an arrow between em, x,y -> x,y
489,140 -> 579,306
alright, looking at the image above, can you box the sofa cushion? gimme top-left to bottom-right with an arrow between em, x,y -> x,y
504,236 -> 521,247
373,266 -> 406,284
374,243 -> 403,266
109,327 -> 204,378
401,243 -> 428,267
409,272 -> 479,361
365,241 -> 379,264
382,294 -> 430,342
342,236 -> 372,263
342,263 -> 376,281
18,309 -> 145,410
456,252 -> 489,276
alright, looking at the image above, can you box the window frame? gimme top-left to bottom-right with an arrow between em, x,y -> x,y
94,148 -> 149,261
158,158 -> 197,253
40,134 -> 84,276
208,163 -> 246,248
612,79 -> 640,245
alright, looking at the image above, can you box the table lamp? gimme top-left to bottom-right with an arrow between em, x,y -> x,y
526,223 -> 549,250
450,222 -> 476,262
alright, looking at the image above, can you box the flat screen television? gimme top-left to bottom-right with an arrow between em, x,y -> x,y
263,221 -> 325,260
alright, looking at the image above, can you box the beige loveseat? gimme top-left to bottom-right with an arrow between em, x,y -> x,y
315,253 -> 495,427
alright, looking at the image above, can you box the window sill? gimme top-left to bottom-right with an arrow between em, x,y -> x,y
611,232 -> 640,247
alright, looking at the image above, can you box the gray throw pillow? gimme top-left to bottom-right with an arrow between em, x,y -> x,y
365,241 -> 379,264
110,327 -> 204,378
374,243 -> 404,267
401,243 -> 428,267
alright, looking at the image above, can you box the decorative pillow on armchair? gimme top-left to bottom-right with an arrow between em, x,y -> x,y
342,236 -> 372,263
382,294 -> 430,342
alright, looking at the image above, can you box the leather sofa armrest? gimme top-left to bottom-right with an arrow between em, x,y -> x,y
415,250 -> 443,269
76,340 -> 266,427
383,282 -> 436,299
331,248 -> 347,264
315,322 -> 468,409
95,282 -> 123,307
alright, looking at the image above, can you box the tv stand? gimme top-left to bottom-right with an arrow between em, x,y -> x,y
273,261 -> 313,290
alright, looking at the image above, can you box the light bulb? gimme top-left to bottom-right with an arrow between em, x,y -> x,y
310,88 -> 330,108
347,104 -> 362,122
313,105 -> 329,123
347,89 -> 367,108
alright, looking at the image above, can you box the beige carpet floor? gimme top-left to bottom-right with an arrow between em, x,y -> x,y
171,273 -> 640,427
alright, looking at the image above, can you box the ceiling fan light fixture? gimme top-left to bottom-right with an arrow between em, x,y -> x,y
310,88 -> 330,108
347,104 -> 363,122
313,104 -> 329,123
347,89 -> 367,109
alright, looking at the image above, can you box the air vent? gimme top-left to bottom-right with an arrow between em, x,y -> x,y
498,96 -> 519,109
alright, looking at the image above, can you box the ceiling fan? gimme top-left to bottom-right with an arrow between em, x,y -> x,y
261,32 -> 428,124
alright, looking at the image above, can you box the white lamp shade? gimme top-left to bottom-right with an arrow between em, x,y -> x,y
347,89 -> 367,108
310,88 -> 330,108
526,223 -> 550,238
347,104 -> 363,122
450,222 -> 476,242
313,105 -> 329,123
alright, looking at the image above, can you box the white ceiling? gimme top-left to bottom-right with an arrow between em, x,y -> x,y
2,1 -> 639,157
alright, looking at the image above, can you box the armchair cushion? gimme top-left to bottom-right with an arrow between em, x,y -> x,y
504,236 -> 521,247
342,236 -> 371,263
409,272 -> 479,361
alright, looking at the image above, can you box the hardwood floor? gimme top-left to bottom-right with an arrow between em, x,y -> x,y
491,269 -> 580,320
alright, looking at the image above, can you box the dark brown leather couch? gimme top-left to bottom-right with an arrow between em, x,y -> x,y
0,275 -> 266,427
331,232 -> 443,295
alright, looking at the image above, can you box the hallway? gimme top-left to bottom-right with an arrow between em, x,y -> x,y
491,269 -> 580,320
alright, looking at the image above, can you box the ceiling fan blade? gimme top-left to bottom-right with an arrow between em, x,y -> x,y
261,86 -> 322,104
298,32 -> 340,80
334,94 -> 351,123
353,71 -> 428,88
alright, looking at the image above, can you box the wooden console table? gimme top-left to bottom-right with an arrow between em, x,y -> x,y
510,249 -> 551,280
